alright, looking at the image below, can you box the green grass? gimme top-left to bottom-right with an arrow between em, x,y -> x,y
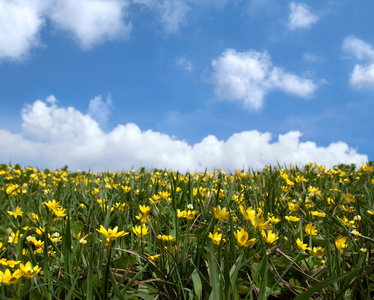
0,162 -> 373,299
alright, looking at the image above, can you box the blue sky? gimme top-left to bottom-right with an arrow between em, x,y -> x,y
0,0 -> 373,172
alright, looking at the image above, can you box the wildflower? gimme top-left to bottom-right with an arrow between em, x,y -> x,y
253,253 -> 260,261
239,205 -> 256,221
337,216 -> 356,228
139,205 -> 151,215
308,187 -> 322,198
296,238 -> 310,251
150,254 -> 161,261
285,216 -> 300,222
35,227 -> 45,235
187,204 -> 194,210
18,262 -> 41,279
361,248 -> 367,253
310,211 -> 326,218
135,213 -> 148,223
158,191 -> 171,202
0,259 -> 21,268
335,236 -> 347,253
234,229 -> 256,247
7,206 -> 23,218
288,202 -> 300,212
251,215 -> 272,230
53,207 -> 67,218
213,205 -> 230,221
132,224 -> 150,238
351,229 -> 362,236
42,199 -> 61,210
310,247 -> 324,258
326,197 -> 335,205
208,232 -> 225,245
305,224 -> 317,236
96,225 -> 129,241
8,231 -> 23,244
0,269 -> 23,285
268,216 -> 281,224
157,235 -> 175,242
354,215 -> 361,221
368,210 -> 374,215
262,230 -> 279,244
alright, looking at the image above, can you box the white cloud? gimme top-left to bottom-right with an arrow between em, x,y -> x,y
0,96 -> 367,172
133,0 -> 227,33
210,49 -> 316,110
0,0 -> 131,60
48,0 -> 132,49
88,94 -> 113,125
303,53 -> 321,63
0,0 -> 45,61
176,56 -> 193,72
288,2 -> 319,30
342,35 -> 374,88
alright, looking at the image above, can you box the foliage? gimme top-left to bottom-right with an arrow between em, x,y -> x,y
0,162 -> 373,299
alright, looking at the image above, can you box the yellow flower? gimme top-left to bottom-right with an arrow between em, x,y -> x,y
0,259 -> 21,268
7,206 -> 23,218
8,231 -> 23,244
262,230 -> 279,244
285,216 -> 300,222
208,232 -> 225,245
53,207 -> 67,218
96,225 -> 129,241
305,224 -> 317,236
18,261 -> 41,279
308,186 -> 322,197
150,254 -> 161,261
139,205 -> 151,215
42,199 -> 61,210
296,238 -> 311,250
185,210 -> 197,220
234,229 -> 256,247
310,211 -> 326,218
135,213 -> 148,223
239,205 -> 256,221
132,224 -> 150,238
360,248 -> 367,253
268,216 -> 281,224
157,235 -> 175,242
0,269 -> 23,285
368,210 -> 374,215
335,236 -> 348,253
213,205 -> 230,221
310,247 -> 324,258
251,215 -> 272,230
288,202 -> 300,212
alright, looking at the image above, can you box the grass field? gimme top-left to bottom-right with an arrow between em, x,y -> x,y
0,162 -> 374,299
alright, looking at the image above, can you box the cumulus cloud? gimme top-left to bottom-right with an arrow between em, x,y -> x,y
342,35 -> 374,88
88,94 -> 113,125
0,0 -> 131,60
210,49 -> 317,110
0,96 -> 367,172
0,0 -> 46,61
48,0 -> 132,49
288,2 -> 319,30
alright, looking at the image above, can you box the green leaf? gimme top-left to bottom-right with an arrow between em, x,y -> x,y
293,268 -> 360,300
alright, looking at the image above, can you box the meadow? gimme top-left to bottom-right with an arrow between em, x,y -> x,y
0,162 -> 373,299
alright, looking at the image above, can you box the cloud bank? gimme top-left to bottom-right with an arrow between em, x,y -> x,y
342,35 -> 374,89
0,96 -> 367,172
210,49 -> 317,110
